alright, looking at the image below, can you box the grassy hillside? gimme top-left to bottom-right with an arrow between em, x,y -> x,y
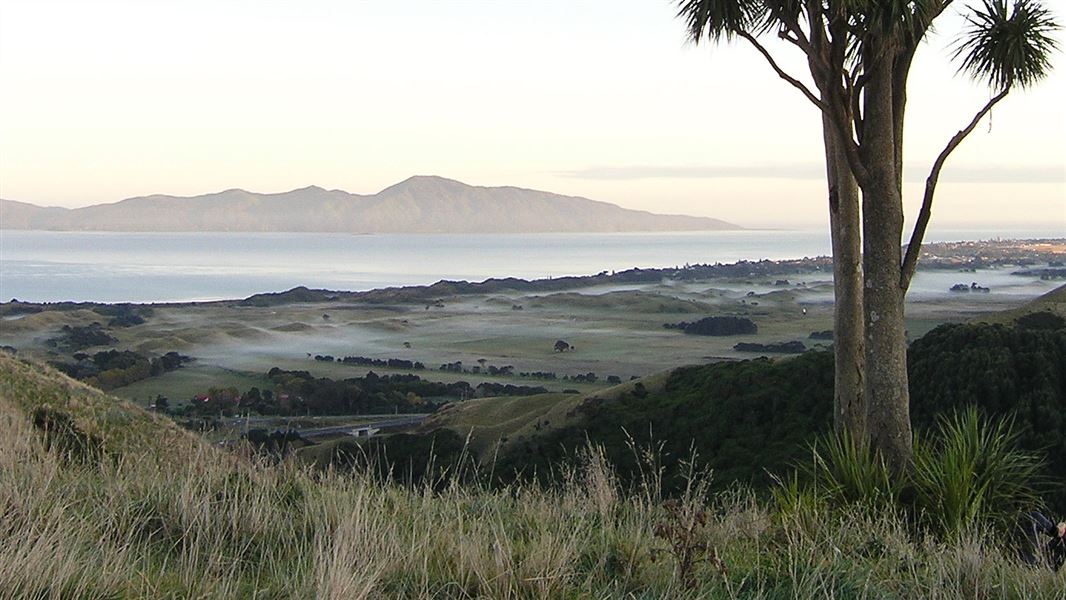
422,370 -> 674,461
969,283 -> 1066,326
2,354 -> 1066,597
0,353 -> 203,463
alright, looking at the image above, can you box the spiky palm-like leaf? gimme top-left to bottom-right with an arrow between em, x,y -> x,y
805,429 -> 902,511
911,408 -> 1044,536
954,0 -> 1060,90
675,0 -> 758,42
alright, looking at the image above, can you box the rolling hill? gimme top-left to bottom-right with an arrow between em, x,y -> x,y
0,175 -> 739,233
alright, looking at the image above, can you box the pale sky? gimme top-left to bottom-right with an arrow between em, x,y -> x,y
1,0 -> 1063,229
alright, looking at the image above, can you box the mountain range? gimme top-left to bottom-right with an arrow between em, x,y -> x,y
0,176 -> 738,233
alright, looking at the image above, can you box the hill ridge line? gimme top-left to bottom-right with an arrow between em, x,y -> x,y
0,175 -> 740,234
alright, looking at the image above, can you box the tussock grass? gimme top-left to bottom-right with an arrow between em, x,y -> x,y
1,356 -> 1064,598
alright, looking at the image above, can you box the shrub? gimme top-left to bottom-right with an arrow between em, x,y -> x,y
806,430 -> 901,513
780,409 -> 1043,541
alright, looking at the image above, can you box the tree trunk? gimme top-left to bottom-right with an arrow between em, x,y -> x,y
859,54 -> 913,470
821,116 -> 865,439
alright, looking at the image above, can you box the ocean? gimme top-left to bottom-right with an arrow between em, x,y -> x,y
0,228 -> 1061,303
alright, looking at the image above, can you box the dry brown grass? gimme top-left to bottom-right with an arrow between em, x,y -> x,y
1,356 -> 1064,598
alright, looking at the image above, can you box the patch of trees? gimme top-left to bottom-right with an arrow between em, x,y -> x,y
186,368 -> 551,417
732,341 -> 807,354
260,369 -> 448,415
334,355 -> 427,370
50,349 -> 191,390
92,304 -> 153,327
180,386 -> 258,418
436,361 -> 525,379
518,371 -> 558,380
46,323 -> 117,351
663,316 -> 757,336
809,330 -> 834,341
950,282 -> 990,293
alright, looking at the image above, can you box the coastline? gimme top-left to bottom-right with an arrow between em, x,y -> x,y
2,237 -> 1062,312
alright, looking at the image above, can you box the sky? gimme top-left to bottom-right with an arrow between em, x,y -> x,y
0,0 -> 1063,229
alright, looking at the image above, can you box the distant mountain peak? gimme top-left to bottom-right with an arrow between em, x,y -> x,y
405,175 -> 464,185
381,175 -> 470,195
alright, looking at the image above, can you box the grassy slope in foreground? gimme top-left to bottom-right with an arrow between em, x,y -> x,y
0,353 -> 203,464
3,355 -> 1066,598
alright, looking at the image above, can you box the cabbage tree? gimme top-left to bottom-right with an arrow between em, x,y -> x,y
677,0 -> 1059,469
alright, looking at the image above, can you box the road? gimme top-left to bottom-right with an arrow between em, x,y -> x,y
292,415 -> 426,440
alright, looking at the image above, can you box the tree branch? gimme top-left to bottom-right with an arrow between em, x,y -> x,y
812,1 -> 870,187
780,30 -> 814,56
905,0 -> 954,52
900,87 -> 1010,291
768,4 -> 813,55
803,0 -> 833,82
737,31 -> 826,111
850,74 -> 864,143
827,90 -> 869,187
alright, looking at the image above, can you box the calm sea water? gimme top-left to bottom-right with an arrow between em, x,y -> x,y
0,229 -> 1061,303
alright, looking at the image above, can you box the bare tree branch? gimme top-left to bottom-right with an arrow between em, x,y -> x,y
849,74 -> 864,142
768,4 -> 813,55
900,87 -> 1010,291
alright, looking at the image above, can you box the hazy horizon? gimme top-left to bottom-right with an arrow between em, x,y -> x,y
1,175 -> 1061,232
1,0 -> 1063,230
